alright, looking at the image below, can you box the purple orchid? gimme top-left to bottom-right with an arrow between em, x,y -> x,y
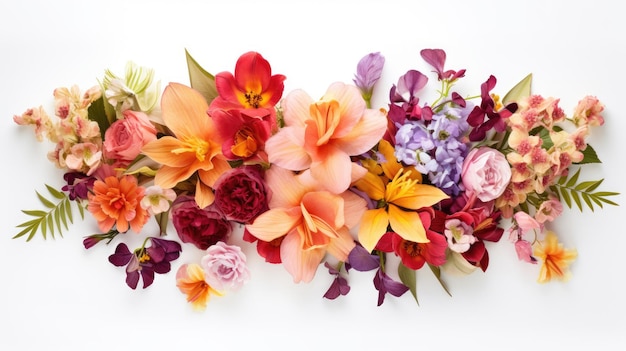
108,237 -> 182,289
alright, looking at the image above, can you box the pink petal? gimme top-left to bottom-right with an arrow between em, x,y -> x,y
280,231 -> 326,283
266,127 -> 311,170
246,207 -> 301,242
326,227 -> 357,262
282,89 -> 314,127
322,82 -> 366,138
336,108 -> 388,155
309,146 -> 353,194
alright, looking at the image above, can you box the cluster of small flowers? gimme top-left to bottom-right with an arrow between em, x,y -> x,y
13,48 -> 616,309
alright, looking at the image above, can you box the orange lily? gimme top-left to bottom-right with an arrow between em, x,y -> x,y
141,83 -> 231,209
245,166 -> 366,283
354,139 -> 449,253
534,231 -> 578,283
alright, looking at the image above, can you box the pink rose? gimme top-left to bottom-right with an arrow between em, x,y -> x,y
200,241 -> 250,291
104,110 -> 157,165
214,166 -> 270,223
461,147 -> 511,202
171,195 -> 232,250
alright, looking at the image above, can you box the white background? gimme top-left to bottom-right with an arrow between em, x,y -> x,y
1,0 -> 624,349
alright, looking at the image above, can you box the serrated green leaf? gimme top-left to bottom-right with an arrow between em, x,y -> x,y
398,263 -> 418,305
185,49 -> 218,105
503,73 -> 532,105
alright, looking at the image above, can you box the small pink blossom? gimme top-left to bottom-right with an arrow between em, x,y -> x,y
535,197 -> 563,223
572,95 -> 604,127
461,147 -> 511,202
200,241 -> 250,292
64,142 -> 102,175
444,218 -> 476,253
140,185 -> 177,215
515,239 -> 537,264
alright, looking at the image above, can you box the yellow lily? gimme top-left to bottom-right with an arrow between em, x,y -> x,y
355,139 -> 448,253
142,83 -> 231,208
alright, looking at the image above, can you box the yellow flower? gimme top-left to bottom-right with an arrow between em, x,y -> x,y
176,263 -> 223,311
533,231 -> 578,283
354,139 -> 448,253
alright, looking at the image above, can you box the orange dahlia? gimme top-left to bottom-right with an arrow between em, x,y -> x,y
88,175 -> 149,233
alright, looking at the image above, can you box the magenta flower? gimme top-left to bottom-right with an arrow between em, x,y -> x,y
467,75 -> 517,141
420,48 -> 466,81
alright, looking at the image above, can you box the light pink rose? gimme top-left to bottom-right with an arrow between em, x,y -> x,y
200,242 -> 250,292
104,110 -> 157,165
461,147 -> 511,202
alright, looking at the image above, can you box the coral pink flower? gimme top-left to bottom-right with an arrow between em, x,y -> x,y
87,175 -> 148,233
104,110 -> 157,166
246,166 -> 367,283
265,82 -> 387,194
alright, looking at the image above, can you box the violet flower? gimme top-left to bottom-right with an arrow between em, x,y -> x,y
373,268 -> 409,306
323,262 -> 350,300
353,52 -> 385,105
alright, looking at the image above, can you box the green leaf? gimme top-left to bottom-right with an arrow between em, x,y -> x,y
428,264 -> 452,297
577,145 -> 601,164
560,187 -> 572,208
581,192 -> 594,212
398,263 -> 418,305
565,168 -> 581,188
87,96 -> 111,139
185,49 -> 218,105
13,185 -> 82,241
502,73 -> 532,105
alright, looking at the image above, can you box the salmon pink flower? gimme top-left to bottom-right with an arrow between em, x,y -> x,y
141,83 -> 231,209
87,174 -> 148,233
266,82 -> 388,194
209,51 -> 285,112
103,110 -> 157,166
246,166 -> 367,283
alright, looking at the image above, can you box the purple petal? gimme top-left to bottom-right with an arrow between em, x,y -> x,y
353,52 -> 385,93
126,270 -> 140,290
397,70 -> 428,98
141,268 -> 155,289
420,48 -> 447,78
347,245 -> 380,272
323,278 -> 341,300
108,243 -> 132,267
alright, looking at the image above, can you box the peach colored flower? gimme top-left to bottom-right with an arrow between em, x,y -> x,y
87,175 -> 149,233
176,263 -> 223,311
572,95 -> 604,127
246,166 -> 366,283
104,110 -> 157,166
141,83 -> 231,209
533,231 -> 577,283
64,142 -> 102,175
265,82 -> 387,194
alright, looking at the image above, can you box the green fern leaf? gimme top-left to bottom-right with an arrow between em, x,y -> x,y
13,185 -> 82,241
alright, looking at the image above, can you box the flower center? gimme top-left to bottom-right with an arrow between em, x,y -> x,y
173,137 -> 209,162
402,241 -> 422,257
244,91 -> 263,108
385,169 -> 419,205
231,127 -> 258,158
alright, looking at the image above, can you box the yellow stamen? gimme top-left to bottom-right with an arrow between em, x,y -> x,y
172,137 -> 209,162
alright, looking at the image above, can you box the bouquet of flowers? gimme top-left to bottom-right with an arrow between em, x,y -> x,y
12,48 -> 619,309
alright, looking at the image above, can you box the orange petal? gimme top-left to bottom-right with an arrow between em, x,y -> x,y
282,89 -> 314,127
388,204 -> 428,243
340,190 -> 368,229
153,165 -> 197,189
323,82 -> 365,137
301,191 -> 345,229
353,171 -> 386,201
357,208 -> 389,253
246,207 -> 301,242
197,156 -> 232,187
309,145 -> 353,194
142,136 -> 198,168
377,139 -> 402,180
161,83 -> 213,140
264,166 -> 312,208
195,180 -> 215,209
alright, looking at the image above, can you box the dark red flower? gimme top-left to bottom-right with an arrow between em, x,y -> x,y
171,195 -> 232,250
213,165 -> 270,223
